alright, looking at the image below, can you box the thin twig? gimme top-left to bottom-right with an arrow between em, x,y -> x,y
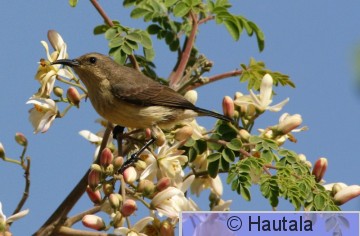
9,157 -> 31,226
64,205 -> 102,227
198,15 -> 215,25
187,69 -> 243,91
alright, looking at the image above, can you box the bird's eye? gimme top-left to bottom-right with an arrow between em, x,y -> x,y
89,57 -> 97,64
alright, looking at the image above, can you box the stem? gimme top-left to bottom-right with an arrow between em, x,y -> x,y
64,206 -> 101,227
33,123 -> 113,236
187,69 -> 243,91
56,76 -> 87,93
9,157 -> 30,226
198,15 -> 215,25
90,0 -> 113,27
169,12 -> 198,90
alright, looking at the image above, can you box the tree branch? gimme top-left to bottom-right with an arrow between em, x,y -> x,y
187,69 -> 243,91
169,12 -> 199,90
64,206 -> 101,227
57,226 -> 117,236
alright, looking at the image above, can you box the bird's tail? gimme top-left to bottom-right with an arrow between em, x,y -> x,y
195,107 -> 233,123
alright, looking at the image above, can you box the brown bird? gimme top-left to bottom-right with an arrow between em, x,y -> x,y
53,53 -> 232,170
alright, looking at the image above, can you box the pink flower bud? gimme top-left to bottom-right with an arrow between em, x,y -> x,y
121,199 -> 137,217
334,185 -> 360,205
277,113 -> 302,134
88,169 -> 101,190
86,186 -> 102,204
0,143 -> 5,159
123,166 -> 137,184
174,125 -> 193,141
15,132 -> 28,146
312,157 -> 328,182
100,148 -> 113,167
145,128 -> 152,140
222,96 -> 234,118
156,177 -> 171,192
66,87 -> 81,108
137,179 -> 156,197
82,214 -> 106,231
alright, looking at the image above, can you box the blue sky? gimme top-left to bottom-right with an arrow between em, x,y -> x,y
0,1 -> 359,235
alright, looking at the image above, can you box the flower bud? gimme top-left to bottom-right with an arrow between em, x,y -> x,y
160,220 -> 174,236
184,90 -> 198,105
121,199 -> 137,217
152,127 -> 165,147
238,129 -> 250,141
332,183 -> 347,196
100,148 -> 113,167
174,125 -> 193,141
334,185 -> 360,205
297,153 -> 307,162
15,132 -> 28,146
88,169 -> 101,189
112,211 -> 124,228
222,96 -> 234,118
103,183 -> 114,196
109,193 -> 121,210
113,156 -> 124,170
277,113 -> 302,134
91,164 -> 102,172
123,166 -> 137,184
66,87 -> 81,108
156,177 -> 171,192
53,86 -> 63,97
312,157 -> 328,182
137,179 -> 156,197
86,186 -> 102,204
0,143 -> 5,159
82,214 -> 106,231
134,159 -> 147,171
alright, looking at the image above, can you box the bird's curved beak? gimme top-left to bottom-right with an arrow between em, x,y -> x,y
51,59 -> 79,67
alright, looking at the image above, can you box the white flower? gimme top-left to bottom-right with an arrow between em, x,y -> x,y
235,74 -> 289,112
276,113 -> 303,134
35,30 -> 73,97
151,176 -> 198,219
0,202 -> 29,232
114,216 -> 153,236
26,98 -> 58,133
140,143 -> 188,186
191,175 -> 223,197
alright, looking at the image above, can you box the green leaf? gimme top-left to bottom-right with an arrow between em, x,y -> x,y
130,8 -> 149,19
147,24 -> 162,35
125,40 -> 139,50
144,47 -> 155,61
207,152 -> 221,162
112,48 -> 127,65
169,39 -> 180,51
222,148 -> 235,163
207,134 -> 222,150
121,43 -> 133,55
69,0 -> 78,7
314,194 -> 326,210
208,159 -> 220,178
93,25 -> 109,35
240,185 -> 251,201
224,20 -> 240,41
173,2 -> 190,17
105,28 -> 118,40
226,138 -> 242,151
165,0 -> 179,7
220,156 -> 230,171
108,37 -> 124,48
126,32 -> 142,43
261,150 -> 274,163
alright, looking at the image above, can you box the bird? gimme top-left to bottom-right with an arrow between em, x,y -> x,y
52,53 -> 232,170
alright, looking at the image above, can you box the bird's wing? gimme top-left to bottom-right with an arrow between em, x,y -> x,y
110,70 -> 197,110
